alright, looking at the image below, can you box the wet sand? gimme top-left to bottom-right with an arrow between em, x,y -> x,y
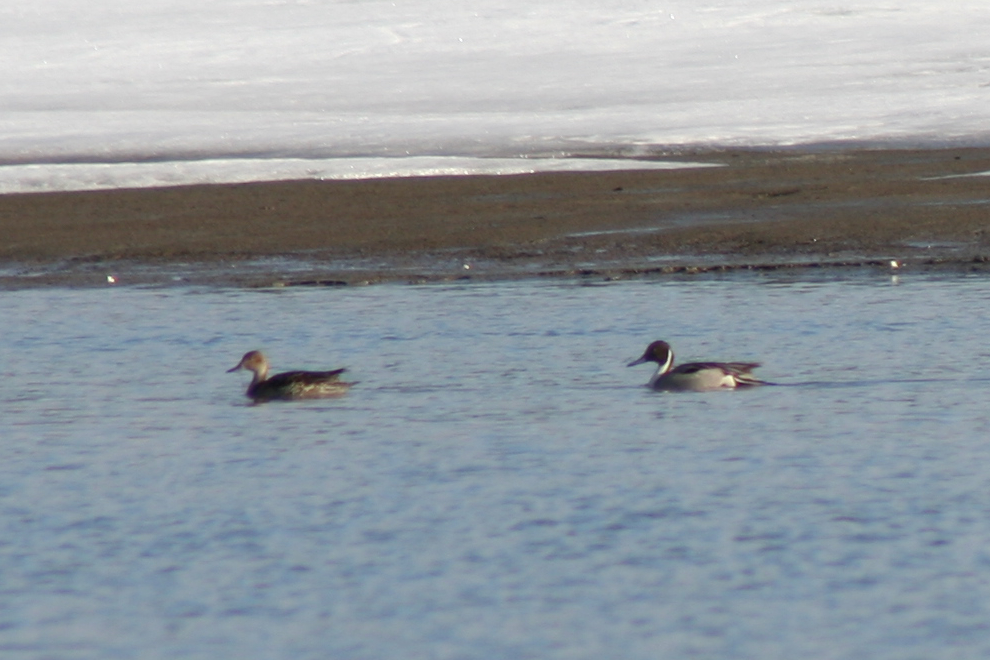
2,147 -> 990,287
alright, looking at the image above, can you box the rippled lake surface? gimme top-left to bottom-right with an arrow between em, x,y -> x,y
3,270 -> 990,659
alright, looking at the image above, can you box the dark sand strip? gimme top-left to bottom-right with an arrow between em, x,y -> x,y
2,148 -> 990,287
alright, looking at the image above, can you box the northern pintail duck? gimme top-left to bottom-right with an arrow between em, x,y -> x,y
228,350 -> 353,401
628,340 -> 768,391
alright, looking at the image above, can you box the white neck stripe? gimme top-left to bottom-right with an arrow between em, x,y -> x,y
649,350 -> 674,386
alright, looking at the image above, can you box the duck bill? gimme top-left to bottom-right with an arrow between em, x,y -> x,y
627,356 -> 648,367
226,364 -> 243,373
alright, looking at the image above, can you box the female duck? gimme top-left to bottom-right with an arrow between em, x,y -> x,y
628,340 -> 767,391
228,350 -> 353,401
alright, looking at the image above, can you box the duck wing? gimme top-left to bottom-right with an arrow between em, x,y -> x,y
718,362 -> 761,375
672,361 -> 759,375
248,368 -> 351,400
266,368 -> 348,387
673,361 -> 767,386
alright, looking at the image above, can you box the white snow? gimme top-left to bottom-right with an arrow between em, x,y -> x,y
3,0 -> 989,191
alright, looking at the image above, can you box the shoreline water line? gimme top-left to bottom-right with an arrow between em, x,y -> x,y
2,147 -> 990,289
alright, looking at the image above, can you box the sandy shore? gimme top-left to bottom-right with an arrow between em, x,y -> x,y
2,147 -> 990,287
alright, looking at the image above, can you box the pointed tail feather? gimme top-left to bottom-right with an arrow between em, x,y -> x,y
734,373 -> 773,387
726,363 -> 773,387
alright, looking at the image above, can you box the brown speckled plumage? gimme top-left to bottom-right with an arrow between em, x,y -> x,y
228,350 -> 353,401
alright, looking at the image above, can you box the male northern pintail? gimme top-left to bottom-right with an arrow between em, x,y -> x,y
228,350 -> 353,401
628,340 -> 768,391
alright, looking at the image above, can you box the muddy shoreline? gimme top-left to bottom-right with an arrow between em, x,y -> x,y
2,147 -> 990,287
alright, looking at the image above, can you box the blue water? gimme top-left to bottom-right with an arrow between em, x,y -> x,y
3,270 -> 990,658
